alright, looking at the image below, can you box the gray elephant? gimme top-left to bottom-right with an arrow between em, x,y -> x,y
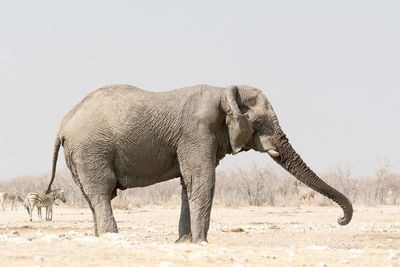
46,84 -> 353,243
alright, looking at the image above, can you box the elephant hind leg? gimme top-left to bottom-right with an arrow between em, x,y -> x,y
71,161 -> 118,235
90,194 -> 118,234
72,173 -> 99,236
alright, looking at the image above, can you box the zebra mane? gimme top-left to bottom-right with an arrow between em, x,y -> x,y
48,189 -> 64,200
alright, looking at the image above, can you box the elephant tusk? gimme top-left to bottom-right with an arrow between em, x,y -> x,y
268,150 -> 280,157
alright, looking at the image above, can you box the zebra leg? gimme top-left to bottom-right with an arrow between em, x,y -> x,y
49,205 -> 53,221
46,206 -> 53,221
0,200 -> 4,211
38,207 -> 42,219
28,205 -> 33,221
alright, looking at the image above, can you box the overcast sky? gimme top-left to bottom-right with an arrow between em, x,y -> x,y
0,1 -> 399,181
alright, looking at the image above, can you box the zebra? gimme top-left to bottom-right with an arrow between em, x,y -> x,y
0,192 -> 25,211
25,189 -> 66,221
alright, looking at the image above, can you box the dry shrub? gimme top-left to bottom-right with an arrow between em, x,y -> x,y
0,160 -> 399,209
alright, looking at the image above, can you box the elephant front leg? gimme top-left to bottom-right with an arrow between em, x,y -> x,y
188,175 -> 215,243
176,179 -> 192,243
178,148 -> 216,243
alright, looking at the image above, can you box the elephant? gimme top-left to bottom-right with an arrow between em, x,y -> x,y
46,84 -> 353,243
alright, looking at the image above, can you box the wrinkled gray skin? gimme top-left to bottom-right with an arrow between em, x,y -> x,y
46,84 -> 353,242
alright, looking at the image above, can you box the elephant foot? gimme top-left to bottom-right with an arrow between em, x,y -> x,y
175,233 -> 192,243
97,219 -> 118,234
102,227 -> 119,234
192,236 -> 208,244
90,194 -> 119,234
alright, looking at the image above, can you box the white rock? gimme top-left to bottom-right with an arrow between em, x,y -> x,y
308,245 -> 329,251
318,262 -> 327,267
200,241 -> 208,246
388,250 -> 400,260
0,234 -> 10,241
189,251 -> 210,261
175,243 -> 193,252
339,259 -> 350,264
159,261 -> 175,267
34,255 -> 43,264
102,232 -> 121,240
260,252 -> 270,258
349,249 -> 364,254
144,226 -> 155,232
41,234 -> 59,242
14,237 -> 31,245
67,230 -> 80,236
217,247 -> 235,255
75,236 -> 98,243
167,251 -> 184,259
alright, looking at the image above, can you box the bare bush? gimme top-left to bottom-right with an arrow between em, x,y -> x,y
0,161 -> 399,209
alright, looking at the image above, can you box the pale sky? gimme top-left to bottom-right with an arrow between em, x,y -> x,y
0,1 -> 399,181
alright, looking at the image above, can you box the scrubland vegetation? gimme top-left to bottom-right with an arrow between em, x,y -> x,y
1,161 -> 398,208
1,161 -> 399,266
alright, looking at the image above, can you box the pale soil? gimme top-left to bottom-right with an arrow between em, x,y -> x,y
0,204 -> 399,267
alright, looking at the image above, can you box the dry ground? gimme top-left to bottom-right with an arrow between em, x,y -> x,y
0,204 -> 399,266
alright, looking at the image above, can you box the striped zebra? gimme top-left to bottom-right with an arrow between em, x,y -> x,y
25,189 -> 66,221
0,192 -> 25,211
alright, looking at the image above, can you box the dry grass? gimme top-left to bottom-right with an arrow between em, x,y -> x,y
0,161 -> 399,209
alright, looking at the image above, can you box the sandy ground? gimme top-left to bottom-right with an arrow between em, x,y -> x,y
0,204 -> 399,267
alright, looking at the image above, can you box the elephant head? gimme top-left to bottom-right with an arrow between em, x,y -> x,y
222,85 -> 353,225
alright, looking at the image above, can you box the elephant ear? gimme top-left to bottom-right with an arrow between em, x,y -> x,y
223,86 -> 254,154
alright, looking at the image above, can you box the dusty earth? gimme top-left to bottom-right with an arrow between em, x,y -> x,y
0,204 -> 399,267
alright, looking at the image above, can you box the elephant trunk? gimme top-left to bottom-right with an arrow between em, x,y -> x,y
270,118 -> 353,225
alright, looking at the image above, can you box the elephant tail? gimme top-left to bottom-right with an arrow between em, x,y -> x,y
45,137 -> 62,194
